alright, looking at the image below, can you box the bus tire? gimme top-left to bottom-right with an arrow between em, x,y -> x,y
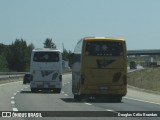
54,88 -> 61,93
116,96 -> 122,103
74,95 -> 82,101
111,96 -> 122,103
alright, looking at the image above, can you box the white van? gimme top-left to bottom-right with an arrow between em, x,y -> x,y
30,48 -> 62,93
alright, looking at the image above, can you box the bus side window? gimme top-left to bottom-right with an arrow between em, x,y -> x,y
69,53 -> 81,68
69,53 -> 74,67
33,53 -> 39,61
85,43 -> 95,56
73,54 -> 81,63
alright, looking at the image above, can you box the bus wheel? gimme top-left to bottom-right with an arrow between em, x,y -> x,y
74,95 -> 82,101
117,96 -> 122,103
53,88 -> 61,93
112,96 -> 122,103
31,88 -> 38,92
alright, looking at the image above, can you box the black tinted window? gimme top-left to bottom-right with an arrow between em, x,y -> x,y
85,41 -> 124,56
33,52 -> 59,62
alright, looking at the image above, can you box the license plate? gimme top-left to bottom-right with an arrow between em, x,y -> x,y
99,86 -> 108,90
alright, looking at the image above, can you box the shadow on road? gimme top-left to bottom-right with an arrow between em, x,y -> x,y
61,97 -> 123,103
20,90 -> 58,94
61,98 -> 83,103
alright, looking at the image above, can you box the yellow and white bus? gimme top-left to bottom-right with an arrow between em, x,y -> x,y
72,37 -> 127,102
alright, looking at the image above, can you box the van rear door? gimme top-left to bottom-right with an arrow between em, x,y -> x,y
32,52 -> 60,81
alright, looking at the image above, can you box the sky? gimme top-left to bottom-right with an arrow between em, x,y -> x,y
0,0 -> 160,52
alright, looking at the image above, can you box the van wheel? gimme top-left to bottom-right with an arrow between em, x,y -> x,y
31,88 -> 37,92
23,82 -> 26,84
54,88 -> 61,93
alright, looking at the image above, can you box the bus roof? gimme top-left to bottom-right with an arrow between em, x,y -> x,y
32,48 -> 61,52
82,37 -> 125,41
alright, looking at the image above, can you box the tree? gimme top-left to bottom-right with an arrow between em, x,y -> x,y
43,38 -> 56,48
6,38 -> 31,71
0,39 -> 34,72
0,55 -> 9,72
62,48 -> 72,61
10,39 -> 28,71
25,43 -> 35,71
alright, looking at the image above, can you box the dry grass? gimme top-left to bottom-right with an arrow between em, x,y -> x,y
128,68 -> 160,92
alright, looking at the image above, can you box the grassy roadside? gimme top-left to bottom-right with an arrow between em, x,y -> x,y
128,68 -> 160,92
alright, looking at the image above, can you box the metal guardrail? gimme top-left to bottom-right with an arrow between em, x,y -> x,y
0,72 -> 25,81
0,69 -> 71,81
0,72 -> 26,75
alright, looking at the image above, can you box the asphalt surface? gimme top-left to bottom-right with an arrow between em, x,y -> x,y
0,74 -> 159,120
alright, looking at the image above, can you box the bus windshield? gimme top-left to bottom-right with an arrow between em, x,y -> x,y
85,41 -> 124,56
33,52 -> 59,62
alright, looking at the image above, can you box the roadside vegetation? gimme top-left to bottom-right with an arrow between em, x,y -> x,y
0,38 -> 72,72
128,68 -> 160,92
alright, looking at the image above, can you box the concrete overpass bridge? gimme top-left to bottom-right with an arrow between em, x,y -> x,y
127,49 -> 160,55
127,49 -> 160,67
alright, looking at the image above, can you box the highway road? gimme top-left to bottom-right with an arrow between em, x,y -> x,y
0,74 -> 160,120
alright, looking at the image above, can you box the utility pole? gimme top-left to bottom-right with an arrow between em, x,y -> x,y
62,43 -> 64,53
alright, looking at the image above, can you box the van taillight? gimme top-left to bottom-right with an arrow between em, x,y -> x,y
59,75 -> 62,82
123,75 -> 127,85
81,74 -> 85,84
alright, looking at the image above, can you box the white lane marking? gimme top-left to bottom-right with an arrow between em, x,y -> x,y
13,93 -> 17,96
124,97 -> 160,105
12,108 -> 18,111
106,109 -> 114,112
17,91 -> 20,93
0,81 -> 21,86
64,94 -> 68,96
11,97 -> 15,99
106,109 -> 119,114
85,103 -> 92,106
11,101 -> 15,104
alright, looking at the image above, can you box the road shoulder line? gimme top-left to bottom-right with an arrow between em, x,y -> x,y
124,96 -> 160,105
